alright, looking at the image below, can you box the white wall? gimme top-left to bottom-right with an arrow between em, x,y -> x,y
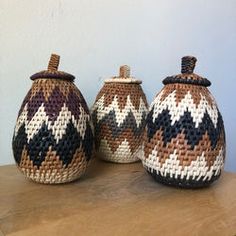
1,0 -> 236,171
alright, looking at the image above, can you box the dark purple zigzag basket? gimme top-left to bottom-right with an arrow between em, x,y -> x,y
12,54 -> 94,184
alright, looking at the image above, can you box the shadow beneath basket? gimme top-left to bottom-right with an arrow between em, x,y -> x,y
81,155 -> 143,180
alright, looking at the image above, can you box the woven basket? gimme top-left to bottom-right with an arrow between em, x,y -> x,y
91,65 -> 148,163
12,54 -> 94,184
142,56 -> 226,188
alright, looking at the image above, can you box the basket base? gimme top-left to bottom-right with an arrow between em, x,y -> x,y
99,155 -> 140,164
147,169 -> 221,189
17,161 -> 90,185
26,174 -> 83,185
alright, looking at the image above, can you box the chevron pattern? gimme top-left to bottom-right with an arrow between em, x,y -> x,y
92,82 -> 148,163
98,139 -> 143,163
142,83 -> 226,188
146,109 -> 224,149
93,95 -> 147,127
14,103 -> 90,143
12,79 -> 94,183
151,90 -> 219,128
143,147 -> 224,182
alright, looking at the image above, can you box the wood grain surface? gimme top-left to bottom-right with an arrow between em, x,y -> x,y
0,159 -> 236,236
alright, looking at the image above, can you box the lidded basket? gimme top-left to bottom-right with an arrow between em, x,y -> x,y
12,54 -> 94,184
91,65 -> 148,163
142,56 -> 226,188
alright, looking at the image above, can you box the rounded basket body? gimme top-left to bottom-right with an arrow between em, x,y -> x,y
142,57 -> 226,188
12,55 -> 94,184
92,66 -> 148,163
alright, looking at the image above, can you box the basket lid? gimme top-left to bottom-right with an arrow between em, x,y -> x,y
30,54 -> 75,81
105,65 -> 142,84
162,56 -> 211,87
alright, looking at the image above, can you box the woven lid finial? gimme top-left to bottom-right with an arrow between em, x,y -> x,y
119,65 -> 130,78
181,56 -> 197,74
48,54 -> 60,71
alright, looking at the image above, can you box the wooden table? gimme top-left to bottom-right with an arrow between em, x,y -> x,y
0,159 -> 236,236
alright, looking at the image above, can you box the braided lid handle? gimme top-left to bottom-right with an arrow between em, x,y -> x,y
181,56 -> 197,74
162,55 -> 211,87
47,54 -> 60,71
105,65 -> 141,84
30,53 -> 75,81
119,65 -> 131,78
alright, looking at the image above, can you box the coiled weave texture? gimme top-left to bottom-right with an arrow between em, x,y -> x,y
12,55 -> 94,184
91,66 -> 148,163
142,57 -> 226,188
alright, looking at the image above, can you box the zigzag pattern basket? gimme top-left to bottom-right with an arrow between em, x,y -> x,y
12,54 -> 94,184
142,56 -> 226,188
92,65 -> 148,163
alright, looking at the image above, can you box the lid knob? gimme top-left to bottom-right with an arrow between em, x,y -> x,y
47,54 -> 60,71
119,65 -> 130,78
181,56 -> 197,74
